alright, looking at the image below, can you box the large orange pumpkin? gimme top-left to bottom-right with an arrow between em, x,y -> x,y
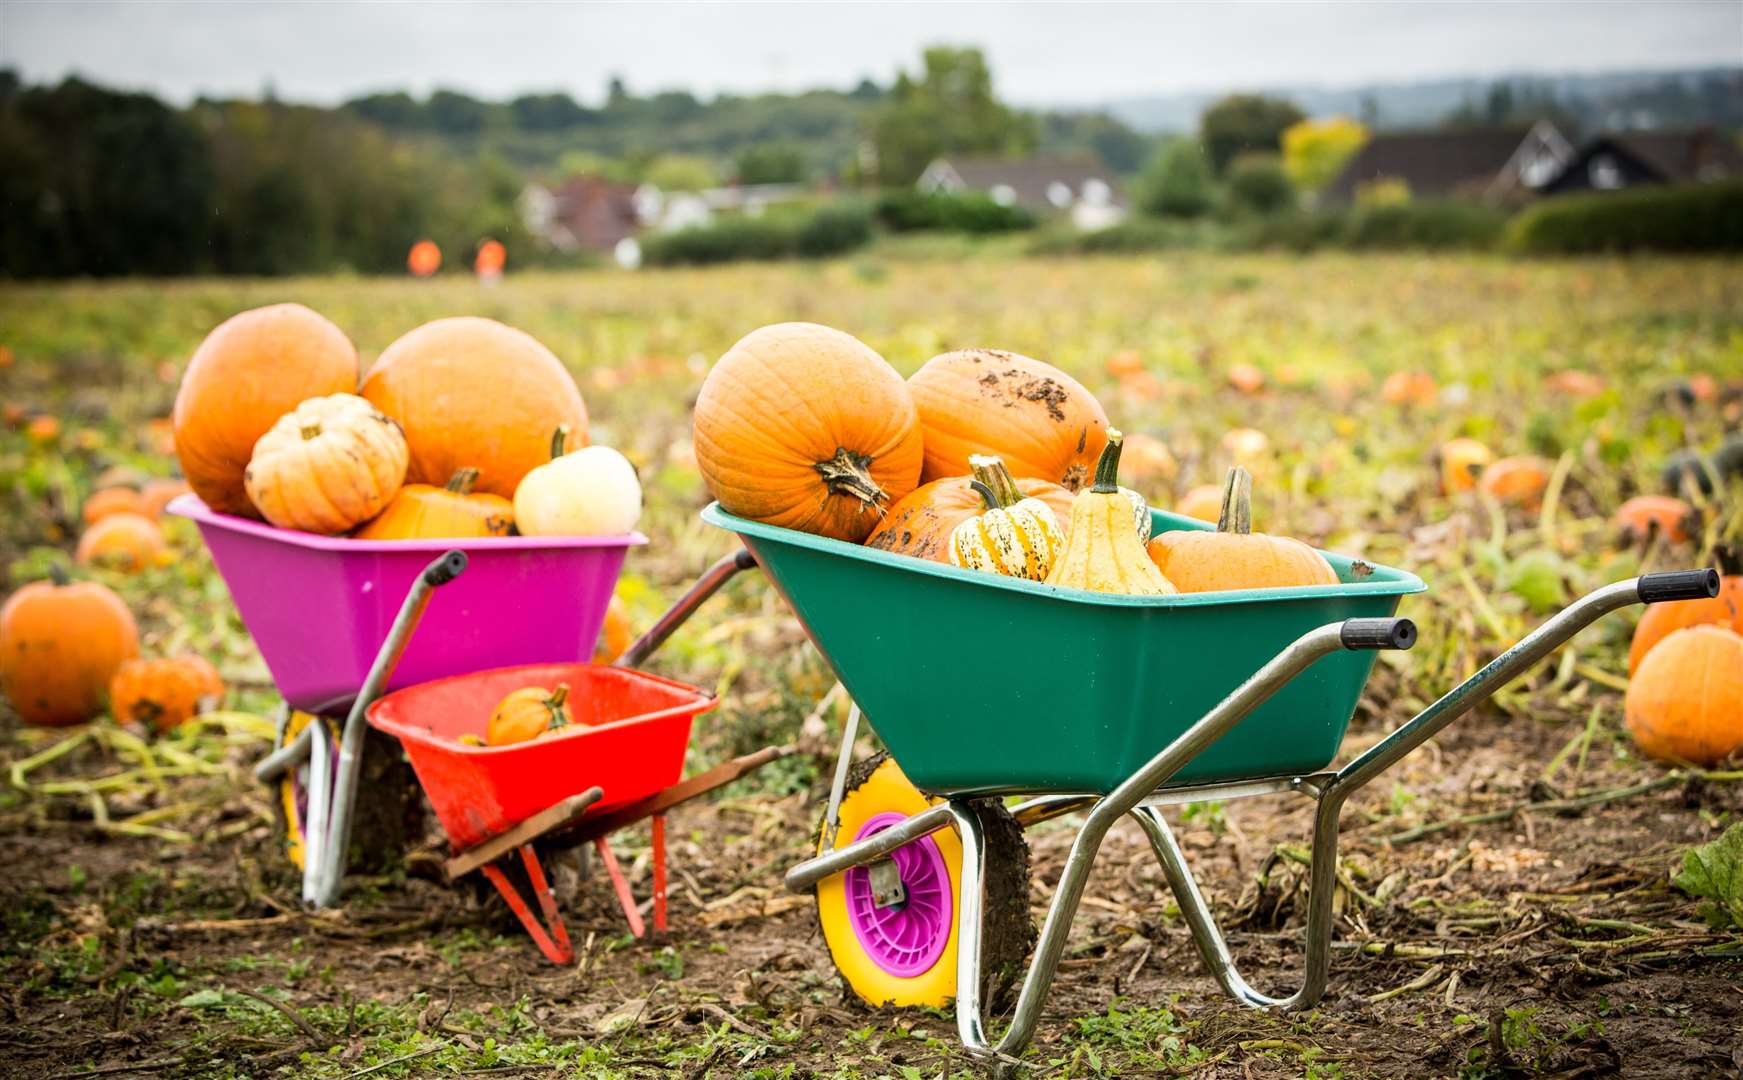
1,573 -> 139,726
1624,625 -> 1743,766
75,513 -> 168,572
866,469 -> 1074,563
908,349 -> 1108,490
1628,548 -> 1742,674
1614,495 -> 1693,546
693,323 -> 923,542
109,655 -> 224,733
361,317 -> 587,498
173,304 -> 359,517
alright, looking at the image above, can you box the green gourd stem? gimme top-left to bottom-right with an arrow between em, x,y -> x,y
446,468 -> 480,494
969,454 -> 1023,508
549,425 -> 570,460
1091,428 -> 1125,494
1217,466 -> 1253,535
967,479 -> 1000,512
545,683 -> 571,729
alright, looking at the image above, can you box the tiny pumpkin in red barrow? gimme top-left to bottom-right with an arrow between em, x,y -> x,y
486,683 -> 573,747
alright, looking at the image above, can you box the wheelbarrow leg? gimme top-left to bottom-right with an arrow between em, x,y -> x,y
651,814 -> 668,934
481,844 -> 574,965
594,837 -> 647,938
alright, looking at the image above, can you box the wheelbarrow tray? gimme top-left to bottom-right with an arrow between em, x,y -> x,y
704,502 -> 1425,796
366,662 -> 715,851
171,495 -> 645,714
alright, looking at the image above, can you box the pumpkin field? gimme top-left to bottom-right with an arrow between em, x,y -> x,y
2,252 -> 1741,1079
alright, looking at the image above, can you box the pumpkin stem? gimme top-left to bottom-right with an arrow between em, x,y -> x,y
300,423 -> 322,441
48,563 -> 71,587
969,454 -> 1023,508
446,468 -> 480,494
1091,428 -> 1125,494
545,683 -> 571,729
967,479 -> 1000,511
549,425 -> 570,460
1217,466 -> 1253,534
814,447 -> 887,510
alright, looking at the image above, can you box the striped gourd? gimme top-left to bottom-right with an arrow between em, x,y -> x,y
948,455 -> 1065,581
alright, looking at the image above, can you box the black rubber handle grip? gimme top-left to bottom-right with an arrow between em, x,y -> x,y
1341,617 -> 1417,651
734,547 -> 759,571
423,550 -> 468,587
1638,568 -> 1720,604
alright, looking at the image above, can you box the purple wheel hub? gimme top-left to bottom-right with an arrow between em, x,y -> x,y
843,811 -> 952,977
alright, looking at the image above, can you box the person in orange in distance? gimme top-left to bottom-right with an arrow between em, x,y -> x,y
474,239 -> 506,285
407,239 -> 441,277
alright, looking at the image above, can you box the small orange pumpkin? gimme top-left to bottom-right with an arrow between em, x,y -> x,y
1105,350 -> 1145,379
1381,371 -> 1437,406
1477,456 -> 1552,511
1628,547 -> 1743,675
694,323 -> 923,542
1120,433 -> 1179,488
0,571 -> 139,726
1614,495 -> 1694,546
140,478 -> 192,520
486,683 -> 572,746
1175,484 -> 1224,523
866,464 -> 1074,564
1437,437 -> 1493,494
109,655 -> 224,733
25,415 -> 61,445
1226,363 -> 1266,395
1544,370 -> 1605,398
83,487 -> 147,524
594,595 -> 634,664
354,468 -> 513,540
76,513 -> 168,572
908,348 -> 1108,490
1147,466 -> 1338,593
1624,625 -> 1743,766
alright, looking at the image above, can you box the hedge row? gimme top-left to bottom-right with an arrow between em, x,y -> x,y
641,203 -> 873,266
1504,182 -> 1743,254
1037,200 -> 1509,255
873,190 -> 1036,234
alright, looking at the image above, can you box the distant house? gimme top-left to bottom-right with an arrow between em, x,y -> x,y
918,156 -> 1127,229
520,176 -> 641,253
1540,128 -> 1743,194
1322,120 -> 1573,205
634,182 -> 809,234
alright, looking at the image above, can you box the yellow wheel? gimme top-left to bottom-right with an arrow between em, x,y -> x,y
274,711 -> 329,871
272,710 -> 422,874
815,752 -> 1033,1009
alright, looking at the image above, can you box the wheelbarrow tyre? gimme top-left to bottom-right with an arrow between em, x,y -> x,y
273,715 -> 425,875
814,752 -> 1034,1012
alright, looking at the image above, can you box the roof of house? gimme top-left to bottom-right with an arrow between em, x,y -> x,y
542,175 -> 640,250
922,156 -> 1124,209
1323,127 -> 1538,202
1602,129 -> 1743,182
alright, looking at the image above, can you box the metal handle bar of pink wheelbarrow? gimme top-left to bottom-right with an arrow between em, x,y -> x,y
947,568 -> 1716,1061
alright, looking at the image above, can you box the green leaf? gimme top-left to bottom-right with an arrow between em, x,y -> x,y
179,989 -> 227,1009
1502,550 -> 1566,614
1672,821 -> 1743,930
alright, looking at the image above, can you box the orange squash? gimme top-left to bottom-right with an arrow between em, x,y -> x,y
109,655 -> 224,733
1624,625 -> 1743,766
83,487 -> 146,524
1381,371 -> 1437,406
139,478 -> 192,520
1175,484 -> 1223,523
593,595 -> 634,664
908,348 -> 1108,490
487,683 -> 572,746
75,513 -> 168,572
355,468 -> 513,540
173,304 -> 359,517
1477,455 -> 1552,511
244,394 -> 409,534
1628,548 -> 1743,674
0,572 -> 139,726
694,323 -> 923,542
1437,437 -> 1493,494
1614,495 -> 1694,546
866,466 -> 1074,564
362,317 -> 587,498
1147,466 -> 1338,593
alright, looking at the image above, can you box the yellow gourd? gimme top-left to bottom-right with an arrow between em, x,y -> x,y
1044,430 -> 1177,596
948,455 -> 1065,581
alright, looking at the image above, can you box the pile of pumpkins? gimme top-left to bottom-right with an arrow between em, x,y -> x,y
692,322 -> 1338,598
1624,547 -> 1743,767
173,304 -> 642,541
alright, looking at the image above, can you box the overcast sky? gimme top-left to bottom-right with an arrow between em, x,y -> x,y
3,1 -> 1739,107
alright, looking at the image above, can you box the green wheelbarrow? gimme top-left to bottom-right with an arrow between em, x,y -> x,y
703,501 -> 1721,1063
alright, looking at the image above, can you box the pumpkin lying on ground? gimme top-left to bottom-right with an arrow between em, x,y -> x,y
76,513 -> 168,572
1382,370 -> 1437,407
110,655 -> 224,733
355,467 -> 513,540
487,683 -> 572,747
1147,466 -> 1338,593
174,303 -> 359,518
865,463 -> 1073,563
1628,547 -> 1743,674
1477,455 -> 1552,511
909,348 -> 1108,490
694,322 -> 922,543
362,317 -> 588,498
1614,495 -> 1694,546
1046,430 -> 1176,596
948,455 -> 1066,581
83,487 -> 146,524
1175,484 -> 1223,523
594,595 -> 634,664
1625,625 -> 1743,766
245,394 -> 408,534
0,571 -> 139,726
514,428 -> 643,537
139,479 -> 191,520
1437,437 -> 1493,494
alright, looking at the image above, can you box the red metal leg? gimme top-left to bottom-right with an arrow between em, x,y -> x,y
481,855 -> 574,965
594,836 -> 647,938
652,814 -> 668,934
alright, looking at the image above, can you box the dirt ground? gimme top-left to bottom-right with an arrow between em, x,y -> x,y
2,681 -> 1739,1080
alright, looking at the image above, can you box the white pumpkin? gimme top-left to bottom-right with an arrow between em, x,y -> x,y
514,430 -> 642,536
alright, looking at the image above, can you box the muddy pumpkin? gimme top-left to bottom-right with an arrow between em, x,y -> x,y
109,655 -> 224,733
866,466 -> 1073,564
